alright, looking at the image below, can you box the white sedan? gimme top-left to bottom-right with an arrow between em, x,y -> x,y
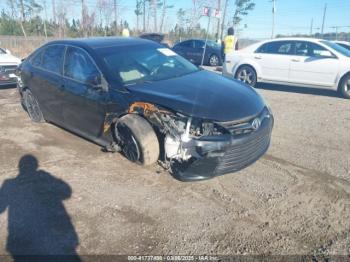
0,47 -> 21,86
223,38 -> 350,99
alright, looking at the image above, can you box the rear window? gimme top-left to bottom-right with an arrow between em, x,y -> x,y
256,41 -> 293,55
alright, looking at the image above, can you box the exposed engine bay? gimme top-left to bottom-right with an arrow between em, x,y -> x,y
128,102 -> 228,170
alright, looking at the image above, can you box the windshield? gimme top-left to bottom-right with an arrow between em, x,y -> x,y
103,46 -> 199,86
321,41 -> 350,57
207,40 -> 221,48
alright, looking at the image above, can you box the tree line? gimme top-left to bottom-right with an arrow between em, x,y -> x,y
0,0 -> 256,41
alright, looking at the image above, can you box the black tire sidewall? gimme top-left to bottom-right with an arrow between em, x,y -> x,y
116,114 -> 160,166
339,74 -> 350,99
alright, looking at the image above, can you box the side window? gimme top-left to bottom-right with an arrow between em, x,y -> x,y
295,42 -> 332,57
194,40 -> 204,48
64,47 -> 99,83
257,41 -> 293,55
41,45 -> 65,73
30,49 -> 44,67
180,41 -> 193,48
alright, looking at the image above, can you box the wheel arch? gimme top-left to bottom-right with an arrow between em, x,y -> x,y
232,61 -> 261,79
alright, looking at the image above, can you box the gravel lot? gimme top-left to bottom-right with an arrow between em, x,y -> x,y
0,80 -> 349,258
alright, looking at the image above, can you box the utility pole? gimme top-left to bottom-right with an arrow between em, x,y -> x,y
43,0 -> 48,39
271,0 -> 276,38
321,3 -> 327,37
114,0 -> 118,35
201,8 -> 212,66
331,26 -> 339,40
310,18 -> 313,36
216,0 -> 221,41
220,0 -> 228,40
143,0 -> 146,32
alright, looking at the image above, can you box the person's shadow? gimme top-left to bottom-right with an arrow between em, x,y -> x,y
0,155 -> 80,262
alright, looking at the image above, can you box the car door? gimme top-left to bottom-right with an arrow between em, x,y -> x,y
173,40 -> 195,62
289,41 -> 339,87
61,46 -> 109,139
27,45 -> 66,123
192,40 -> 206,64
254,40 -> 294,82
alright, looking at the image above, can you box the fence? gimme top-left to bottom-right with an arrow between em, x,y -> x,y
0,36 -> 56,58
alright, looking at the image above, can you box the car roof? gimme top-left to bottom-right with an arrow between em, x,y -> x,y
334,40 -> 350,45
260,37 -> 327,44
45,37 -> 157,50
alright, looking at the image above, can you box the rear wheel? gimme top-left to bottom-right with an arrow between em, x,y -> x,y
339,74 -> 350,99
116,114 -> 159,165
23,89 -> 45,123
235,65 -> 257,87
209,54 -> 220,67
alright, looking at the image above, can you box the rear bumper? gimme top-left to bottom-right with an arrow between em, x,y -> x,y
0,79 -> 17,86
0,70 -> 18,86
172,114 -> 274,182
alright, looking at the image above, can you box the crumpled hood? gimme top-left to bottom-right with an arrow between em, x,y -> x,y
127,70 -> 266,122
0,53 -> 21,65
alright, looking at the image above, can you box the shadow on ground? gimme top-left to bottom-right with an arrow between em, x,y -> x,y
257,83 -> 340,98
0,155 -> 81,262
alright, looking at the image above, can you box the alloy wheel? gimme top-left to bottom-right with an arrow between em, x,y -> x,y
237,67 -> 256,85
117,124 -> 141,162
209,55 -> 219,66
345,79 -> 350,95
25,91 -> 43,122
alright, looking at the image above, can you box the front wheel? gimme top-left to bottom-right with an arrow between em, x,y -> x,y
209,54 -> 220,67
116,114 -> 160,166
23,89 -> 45,123
235,65 -> 257,87
339,74 -> 350,99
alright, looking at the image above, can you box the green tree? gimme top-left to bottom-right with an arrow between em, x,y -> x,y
232,0 -> 255,26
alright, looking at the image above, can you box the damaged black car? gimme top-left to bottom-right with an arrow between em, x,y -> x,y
18,37 -> 274,181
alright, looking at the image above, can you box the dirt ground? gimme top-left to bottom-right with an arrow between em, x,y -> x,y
0,82 -> 349,258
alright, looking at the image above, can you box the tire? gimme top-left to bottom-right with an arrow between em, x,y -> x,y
116,114 -> 159,166
235,65 -> 257,87
338,73 -> 350,99
209,54 -> 220,67
23,89 -> 45,123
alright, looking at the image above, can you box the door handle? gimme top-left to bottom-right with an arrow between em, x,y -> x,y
254,56 -> 262,60
291,58 -> 300,62
59,84 -> 65,91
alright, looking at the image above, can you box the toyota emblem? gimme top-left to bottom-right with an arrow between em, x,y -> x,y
251,118 -> 261,130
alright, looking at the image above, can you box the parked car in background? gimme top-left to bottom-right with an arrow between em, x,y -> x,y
172,39 -> 222,66
139,33 -> 170,48
0,47 -> 21,85
17,37 -> 273,181
334,41 -> 350,51
223,38 -> 350,99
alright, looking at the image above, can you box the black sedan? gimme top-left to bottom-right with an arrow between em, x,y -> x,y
18,37 -> 273,181
172,39 -> 223,66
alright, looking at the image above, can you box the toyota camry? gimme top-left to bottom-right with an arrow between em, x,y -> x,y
18,37 -> 273,181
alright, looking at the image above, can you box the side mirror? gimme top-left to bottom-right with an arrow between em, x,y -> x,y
5,49 -> 11,55
85,74 -> 102,87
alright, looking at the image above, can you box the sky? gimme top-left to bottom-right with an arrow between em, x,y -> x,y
1,0 -> 350,39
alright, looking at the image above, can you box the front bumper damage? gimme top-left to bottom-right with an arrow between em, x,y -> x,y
172,112 -> 274,182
